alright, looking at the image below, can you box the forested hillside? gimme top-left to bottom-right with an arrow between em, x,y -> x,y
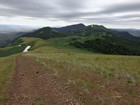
24,24 -> 140,55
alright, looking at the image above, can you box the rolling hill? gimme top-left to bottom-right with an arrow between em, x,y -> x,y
24,24 -> 140,55
115,29 -> 140,37
0,36 -> 140,104
0,23 -> 140,104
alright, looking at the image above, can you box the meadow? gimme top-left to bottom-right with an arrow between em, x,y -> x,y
0,37 -> 140,104
25,37 -> 140,104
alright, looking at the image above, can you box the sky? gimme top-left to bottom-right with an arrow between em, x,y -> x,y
0,0 -> 140,29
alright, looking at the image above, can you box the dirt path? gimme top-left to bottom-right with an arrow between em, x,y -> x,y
5,56 -> 84,105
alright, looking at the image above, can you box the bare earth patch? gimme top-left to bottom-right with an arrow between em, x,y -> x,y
5,56 -> 84,105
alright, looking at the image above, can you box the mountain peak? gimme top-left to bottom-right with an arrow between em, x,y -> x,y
53,23 -> 86,33
88,24 -> 106,29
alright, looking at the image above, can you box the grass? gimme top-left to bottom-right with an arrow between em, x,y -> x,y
0,36 -> 140,104
23,37 -> 140,104
0,45 -> 27,57
36,97 -> 42,105
0,55 -> 16,104
27,52 -> 140,84
46,37 -> 91,53
0,37 -> 47,57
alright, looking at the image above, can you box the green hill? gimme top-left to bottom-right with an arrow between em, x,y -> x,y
0,36 -> 140,104
25,27 -> 65,39
23,24 -> 140,56
0,37 -> 46,57
70,33 -> 140,55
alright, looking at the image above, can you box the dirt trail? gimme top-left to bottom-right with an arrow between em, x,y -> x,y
5,56 -> 84,105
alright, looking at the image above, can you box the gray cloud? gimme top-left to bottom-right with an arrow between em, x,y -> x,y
0,0 -> 56,17
0,0 -> 139,28
58,0 -> 85,11
0,0 -> 85,18
46,2 -> 140,21
116,14 -> 140,19
99,2 -> 140,14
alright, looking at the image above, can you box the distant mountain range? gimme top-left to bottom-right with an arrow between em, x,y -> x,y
1,23 -> 140,55
0,25 -> 36,47
25,23 -> 136,39
0,32 -> 30,47
114,29 -> 140,37
23,23 -> 140,55
0,25 -> 36,33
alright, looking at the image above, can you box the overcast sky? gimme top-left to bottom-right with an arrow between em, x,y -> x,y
0,0 -> 140,28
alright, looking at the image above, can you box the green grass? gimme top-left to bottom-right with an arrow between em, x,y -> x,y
27,51 -> 140,83
20,37 -> 140,85
23,37 -> 140,104
36,97 -> 42,105
0,45 -> 27,57
46,37 -> 91,53
0,55 -> 16,104
0,36 -> 140,104
0,37 -> 47,57
19,37 -> 47,50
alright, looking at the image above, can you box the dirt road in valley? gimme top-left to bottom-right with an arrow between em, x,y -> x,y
5,56 -> 84,105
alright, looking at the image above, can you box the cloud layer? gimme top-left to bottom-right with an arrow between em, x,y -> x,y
0,0 -> 140,28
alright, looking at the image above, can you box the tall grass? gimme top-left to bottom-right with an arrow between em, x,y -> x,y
27,52 -> 140,84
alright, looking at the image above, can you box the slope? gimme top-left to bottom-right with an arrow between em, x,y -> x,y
25,37 -> 140,104
0,37 -> 47,57
0,37 -> 140,105
23,24 -> 140,56
70,33 -> 140,55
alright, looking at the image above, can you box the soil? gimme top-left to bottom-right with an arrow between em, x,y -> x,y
5,56 -> 84,105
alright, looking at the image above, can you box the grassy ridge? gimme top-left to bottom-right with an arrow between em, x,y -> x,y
0,37 -> 47,57
0,46 -> 27,57
0,37 -> 140,104
24,37 -> 140,104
